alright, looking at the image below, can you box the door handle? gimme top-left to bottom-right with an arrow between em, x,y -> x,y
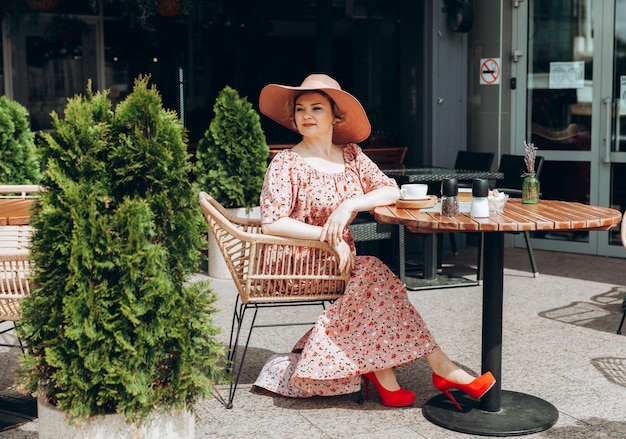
603,97 -> 612,163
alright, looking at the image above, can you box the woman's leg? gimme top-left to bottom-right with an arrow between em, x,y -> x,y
424,348 -> 475,384
373,348 -> 474,390
370,368 -> 401,391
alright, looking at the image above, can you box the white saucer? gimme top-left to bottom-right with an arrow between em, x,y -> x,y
400,196 -> 430,201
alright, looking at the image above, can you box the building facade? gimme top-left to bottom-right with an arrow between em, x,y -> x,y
1,0 -> 624,258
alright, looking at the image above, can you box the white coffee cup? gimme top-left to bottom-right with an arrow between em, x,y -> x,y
400,184 -> 428,199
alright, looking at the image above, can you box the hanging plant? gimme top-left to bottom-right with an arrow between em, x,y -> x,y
25,0 -> 59,11
156,0 -> 183,17
108,0 -> 191,31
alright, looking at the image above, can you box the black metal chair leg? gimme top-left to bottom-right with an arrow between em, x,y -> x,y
0,322 -> 26,353
618,298 -> 626,335
15,322 -> 25,354
523,231 -> 539,278
356,388 -> 364,404
225,304 -> 258,409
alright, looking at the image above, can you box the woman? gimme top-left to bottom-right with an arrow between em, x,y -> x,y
254,74 -> 494,408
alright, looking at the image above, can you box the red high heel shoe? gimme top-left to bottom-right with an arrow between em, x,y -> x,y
431,372 -> 496,411
362,372 -> 415,407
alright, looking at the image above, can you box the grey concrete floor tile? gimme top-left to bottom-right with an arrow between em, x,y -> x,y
2,247 -> 626,438
351,427 -> 429,439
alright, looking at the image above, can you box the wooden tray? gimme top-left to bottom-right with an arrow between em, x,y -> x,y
396,195 -> 438,209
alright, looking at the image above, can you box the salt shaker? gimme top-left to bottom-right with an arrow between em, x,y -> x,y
441,178 -> 459,216
470,179 -> 490,218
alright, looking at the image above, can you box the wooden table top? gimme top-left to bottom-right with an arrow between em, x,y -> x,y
0,198 -> 35,225
374,198 -> 622,234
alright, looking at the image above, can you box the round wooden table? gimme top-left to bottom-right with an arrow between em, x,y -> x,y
383,168 -> 504,289
375,198 -> 622,436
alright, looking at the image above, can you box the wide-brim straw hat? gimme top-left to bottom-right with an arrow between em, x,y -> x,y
259,74 -> 371,145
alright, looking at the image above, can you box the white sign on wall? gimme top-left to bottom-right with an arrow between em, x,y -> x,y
479,58 -> 501,85
549,61 -> 585,89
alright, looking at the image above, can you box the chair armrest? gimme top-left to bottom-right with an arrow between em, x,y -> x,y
0,185 -> 44,198
199,191 -> 348,304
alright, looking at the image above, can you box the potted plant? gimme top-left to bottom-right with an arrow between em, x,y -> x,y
522,140 -> 540,204
194,85 -> 268,278
16,76 -> 226,437
0,96 -> 40,184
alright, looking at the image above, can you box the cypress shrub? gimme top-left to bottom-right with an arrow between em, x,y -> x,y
0,96 -> 39,184
194,85 -> 268,208
17,76 -> 226,422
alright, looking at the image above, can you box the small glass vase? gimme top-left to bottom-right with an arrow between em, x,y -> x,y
522,173 -> 540,204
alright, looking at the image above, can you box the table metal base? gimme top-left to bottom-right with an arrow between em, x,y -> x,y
423,390 -> 559,436
403,274 -> 478,290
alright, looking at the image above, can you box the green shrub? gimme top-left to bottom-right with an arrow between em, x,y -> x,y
0,96 -> 39,184
194,85 -> 268,208
17,76 -> 226,422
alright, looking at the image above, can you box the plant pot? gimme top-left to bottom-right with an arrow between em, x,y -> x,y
37,397 -> 194,439
208,206 -> 260,279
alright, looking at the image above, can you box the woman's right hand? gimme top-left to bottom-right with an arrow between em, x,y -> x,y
332,240 -> 354,274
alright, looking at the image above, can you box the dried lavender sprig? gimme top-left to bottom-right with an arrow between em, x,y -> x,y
523,141 -> 538,175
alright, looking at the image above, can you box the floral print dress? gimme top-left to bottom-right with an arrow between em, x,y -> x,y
253,144 -> 439,397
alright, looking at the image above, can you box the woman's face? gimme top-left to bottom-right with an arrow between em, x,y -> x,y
293,92 -> 335,139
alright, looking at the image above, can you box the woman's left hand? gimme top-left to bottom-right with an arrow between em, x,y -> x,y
332,239 -> 354,274
320,202 -> 354,246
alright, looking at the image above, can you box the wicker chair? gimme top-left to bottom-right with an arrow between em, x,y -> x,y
0,185 -> 39,351
198,192 -> 349,408
0,226 -> 33,352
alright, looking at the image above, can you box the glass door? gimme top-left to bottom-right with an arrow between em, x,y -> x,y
525,0 -> 622,257
599,0 -> 626,256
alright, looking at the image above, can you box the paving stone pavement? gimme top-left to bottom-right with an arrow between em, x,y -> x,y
1,245 -> 625,438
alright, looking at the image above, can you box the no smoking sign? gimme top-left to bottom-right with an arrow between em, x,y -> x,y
480,58 -> 501,85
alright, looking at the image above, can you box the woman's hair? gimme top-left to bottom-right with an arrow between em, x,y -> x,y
290,90 -> 344,124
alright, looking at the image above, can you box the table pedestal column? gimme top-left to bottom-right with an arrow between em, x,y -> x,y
422,233 -> 558,436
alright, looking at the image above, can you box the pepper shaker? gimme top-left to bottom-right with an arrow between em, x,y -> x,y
470,179 -> 490,218
441,178 -> 459,216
